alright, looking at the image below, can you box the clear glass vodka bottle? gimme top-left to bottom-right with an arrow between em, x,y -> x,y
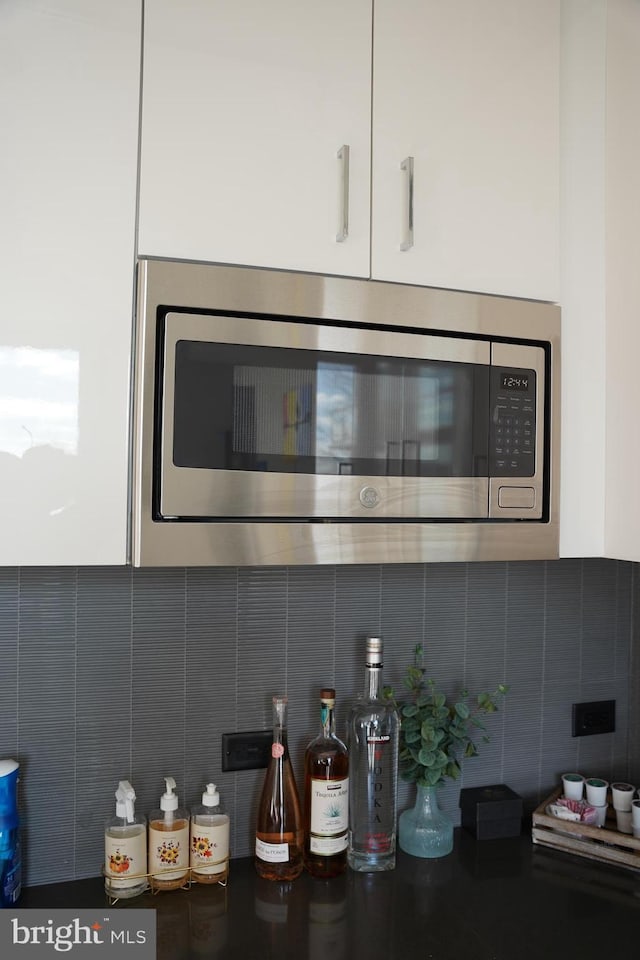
347,636 -> 399,872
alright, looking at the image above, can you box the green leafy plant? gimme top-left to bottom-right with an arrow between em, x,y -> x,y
385,644 -> 508,788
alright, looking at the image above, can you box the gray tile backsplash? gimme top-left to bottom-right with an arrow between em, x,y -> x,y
0,558 -> 634,886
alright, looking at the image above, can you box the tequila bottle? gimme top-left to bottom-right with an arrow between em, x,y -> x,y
303,687 -> 349,878
347,636 -> 399,871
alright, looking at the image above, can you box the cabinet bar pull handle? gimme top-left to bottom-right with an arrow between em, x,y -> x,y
336,144 -> 350,242
400,156 -> 414,251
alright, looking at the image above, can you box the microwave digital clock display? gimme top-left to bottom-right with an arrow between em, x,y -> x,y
500,372 -> 530,392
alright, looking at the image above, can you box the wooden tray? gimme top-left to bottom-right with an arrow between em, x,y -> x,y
532,787 -> 640,873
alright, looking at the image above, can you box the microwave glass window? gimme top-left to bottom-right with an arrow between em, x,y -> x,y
172,341 -> 489,478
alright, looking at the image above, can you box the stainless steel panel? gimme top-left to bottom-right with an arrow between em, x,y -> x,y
161,472 -> 489,520
163,311 -> 492,363
131,259 -> 561,566
130,519 -> 559,567
134,257 -> 561,340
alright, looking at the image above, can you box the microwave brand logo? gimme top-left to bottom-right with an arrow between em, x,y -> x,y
1,910 -> 155,958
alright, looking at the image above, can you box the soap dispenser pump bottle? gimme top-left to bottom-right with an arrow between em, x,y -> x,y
148,777 -> 190,890
104,780 -> 147,899
0,759 -> 21,907
190,783 -> 230,883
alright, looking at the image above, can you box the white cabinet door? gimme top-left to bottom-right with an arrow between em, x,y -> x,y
604,0 -> 640,561
139,0 -> 372,278
371,0 -> 560,302
0,0 -> 140,565
559,0 -> 640,562
558,0 -> 607,558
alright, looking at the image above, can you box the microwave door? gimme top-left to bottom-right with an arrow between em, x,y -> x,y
157,313 -> 491,521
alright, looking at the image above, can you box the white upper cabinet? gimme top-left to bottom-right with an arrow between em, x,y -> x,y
140,1 -> 559,302
371,0 -> 560,302
559,0 -> 640,562
558,0 -> 606,558
604,0 -> 640,562
0,0 -> 140,565
139,0 -> 372,278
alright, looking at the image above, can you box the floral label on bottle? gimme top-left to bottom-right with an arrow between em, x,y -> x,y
272,743 -> 284,758
105,831 -> 147,889
310,777 -> 348,854
149,825 -> 189,879
255,837 -> 290,863
190,822 -> 229,876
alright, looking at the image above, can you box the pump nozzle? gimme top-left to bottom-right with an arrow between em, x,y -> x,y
115,780 -> 136,824
202,783 -> 220,807
160,777 -> 179,818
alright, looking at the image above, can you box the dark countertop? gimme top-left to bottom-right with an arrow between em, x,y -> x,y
19,830 -> 640,960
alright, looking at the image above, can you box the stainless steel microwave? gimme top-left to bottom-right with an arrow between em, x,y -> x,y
131,259 -> 560,566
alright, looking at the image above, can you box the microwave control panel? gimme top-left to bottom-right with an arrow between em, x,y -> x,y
489,367 -> 536,477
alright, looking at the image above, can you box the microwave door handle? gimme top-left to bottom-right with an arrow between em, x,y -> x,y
336,144 -> 350,243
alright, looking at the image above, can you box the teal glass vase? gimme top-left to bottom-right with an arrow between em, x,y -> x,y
398,783 -> 454,858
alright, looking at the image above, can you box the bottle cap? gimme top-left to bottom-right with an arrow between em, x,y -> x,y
320,687 -> 336,703
365,636 -> 383,666
115,781 -> 136,822
272,695 -> 288,728
0,759 -> 19,831
0,760 -> 18,779
160,776 -> 179,812
202,783 -> 220,807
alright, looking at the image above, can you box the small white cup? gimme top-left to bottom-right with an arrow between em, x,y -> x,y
562,773 -> 585,801
592,803 -> 608,827
611,782 -> 635,811
585,778 -> 608,806
631,799 -> 640,836
616,809 -> 633,834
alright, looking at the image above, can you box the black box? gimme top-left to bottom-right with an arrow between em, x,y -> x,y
459,784 -> 523,840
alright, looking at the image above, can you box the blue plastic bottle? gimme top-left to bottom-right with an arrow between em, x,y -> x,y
0,759 -> 21,907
